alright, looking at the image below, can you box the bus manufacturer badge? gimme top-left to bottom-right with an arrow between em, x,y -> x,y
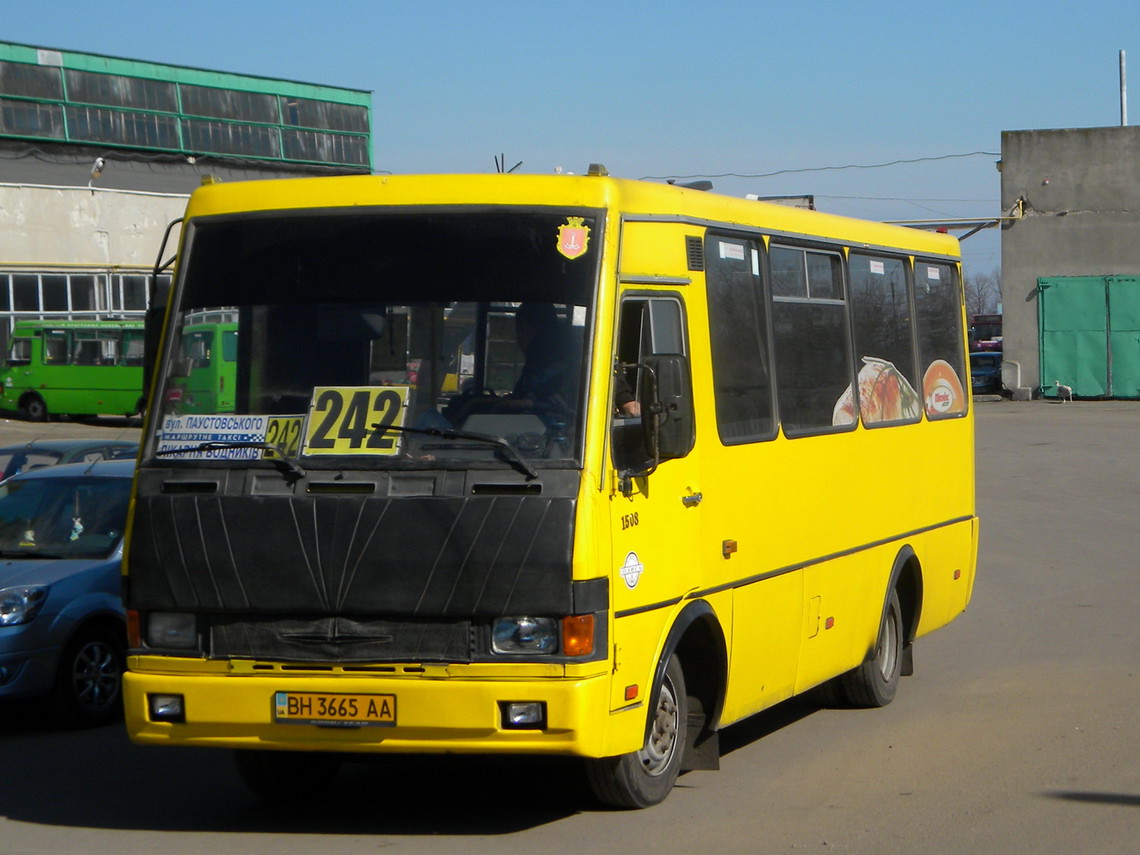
620,551 -> 644,589
556,216 -> 590,260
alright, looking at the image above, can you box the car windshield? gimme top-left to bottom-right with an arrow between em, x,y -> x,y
0,476 -> 130,559
150,208 -> 600,472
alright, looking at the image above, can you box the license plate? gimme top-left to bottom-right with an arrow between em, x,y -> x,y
274,691 -> 396,727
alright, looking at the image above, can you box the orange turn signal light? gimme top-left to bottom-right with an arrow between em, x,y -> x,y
562,614 -> 595,657
127,610 -> 141,648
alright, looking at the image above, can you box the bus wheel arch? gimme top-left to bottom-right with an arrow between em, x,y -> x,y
586,651 -> 688,808
586,600 -> 727,808
833,547 -> 921,708
891,546 -> 923,675
669,601 -> 727,772
19,392 -> 48,422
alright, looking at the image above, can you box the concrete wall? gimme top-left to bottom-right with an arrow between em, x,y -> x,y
1000,126 -> 1140,397
0,184 -> 186,267
0,139 -> 357,270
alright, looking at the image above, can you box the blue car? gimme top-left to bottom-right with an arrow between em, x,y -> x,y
970,352 -> 1003,395
0,439 -> 138,482
0,459 -> 133,726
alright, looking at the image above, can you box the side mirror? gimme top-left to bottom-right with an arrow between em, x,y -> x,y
143,283 -> 171,394
642,354 -> 694,461
144,217 -> 181,407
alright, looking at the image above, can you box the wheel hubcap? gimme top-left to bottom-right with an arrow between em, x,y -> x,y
72,640 -> 119,712
637,676 -> 679,776
877,604 -> 899,680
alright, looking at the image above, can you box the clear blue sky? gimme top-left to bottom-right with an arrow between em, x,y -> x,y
7,0 -> 1138,278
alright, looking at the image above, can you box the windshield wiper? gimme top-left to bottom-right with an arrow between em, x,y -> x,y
155,441 -> 305,481
374,423 -> 539,480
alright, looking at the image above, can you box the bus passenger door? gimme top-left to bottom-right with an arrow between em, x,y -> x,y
608,295 -> 701,711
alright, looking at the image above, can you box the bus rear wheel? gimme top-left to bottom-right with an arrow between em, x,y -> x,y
586,653 -> 688,808
837,588 -> 903,708
20,393 -> 48,422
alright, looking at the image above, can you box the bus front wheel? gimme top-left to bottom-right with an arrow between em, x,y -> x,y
20,393 -> 48,422
586,653 -> 688,809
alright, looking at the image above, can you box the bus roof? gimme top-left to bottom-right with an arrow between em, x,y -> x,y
182,172 -> 961,260
12,319 -> 144,331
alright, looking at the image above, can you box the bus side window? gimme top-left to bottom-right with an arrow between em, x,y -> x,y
6,338 -> 31,366
73,338 -> 102,366
612,297 -> 688,470
43,331 -> 68,365
122,331 -> 146,366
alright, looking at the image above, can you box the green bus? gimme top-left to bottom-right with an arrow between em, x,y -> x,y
166,315 -> 238,414
0,320 -> 145,421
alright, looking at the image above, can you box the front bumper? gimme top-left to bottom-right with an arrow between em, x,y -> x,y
0,630 -> 60,700
124,660 -> 640,758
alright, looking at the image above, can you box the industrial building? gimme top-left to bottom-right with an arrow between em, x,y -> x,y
999,125 -> 1140,400
0,40 -> 372,342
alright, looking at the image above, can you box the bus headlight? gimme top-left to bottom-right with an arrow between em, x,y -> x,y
146,612 -> 198,649
491,616 -> 558,655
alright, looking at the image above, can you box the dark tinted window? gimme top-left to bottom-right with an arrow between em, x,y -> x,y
848,253 -> 921,425
41,275 -> 68,312
914,261 -> 967,418
770,246 -> 854,434
13,275 -> 38,311
705,234 -> 774,443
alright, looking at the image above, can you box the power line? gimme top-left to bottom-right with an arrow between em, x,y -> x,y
815,194 -> 998,203
641,150 -> 1001,182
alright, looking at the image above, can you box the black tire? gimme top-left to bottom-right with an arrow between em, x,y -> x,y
233,750 -> 342,803
48,625 -> 124,727
21,394 -> 48,422
837,588 -> 903,708
586,653 -> 688,809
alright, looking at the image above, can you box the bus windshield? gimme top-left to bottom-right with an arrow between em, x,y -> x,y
151,208 -> 600,470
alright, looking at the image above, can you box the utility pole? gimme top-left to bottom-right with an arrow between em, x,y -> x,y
1122,50 -> 1128,126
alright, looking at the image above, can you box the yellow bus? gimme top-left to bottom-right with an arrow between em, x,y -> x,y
123,169 -> 977,808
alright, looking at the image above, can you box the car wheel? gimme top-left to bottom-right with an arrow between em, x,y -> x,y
48,625 -> 125,727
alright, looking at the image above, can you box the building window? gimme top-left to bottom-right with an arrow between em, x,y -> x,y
181,84 -> 278,124
41,274 -> 68,312
70,275 -> 98,311
13,275 -> 39,312
0,96 -> 65,138
0,60 -> 63,99
64,69 -> 177,112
